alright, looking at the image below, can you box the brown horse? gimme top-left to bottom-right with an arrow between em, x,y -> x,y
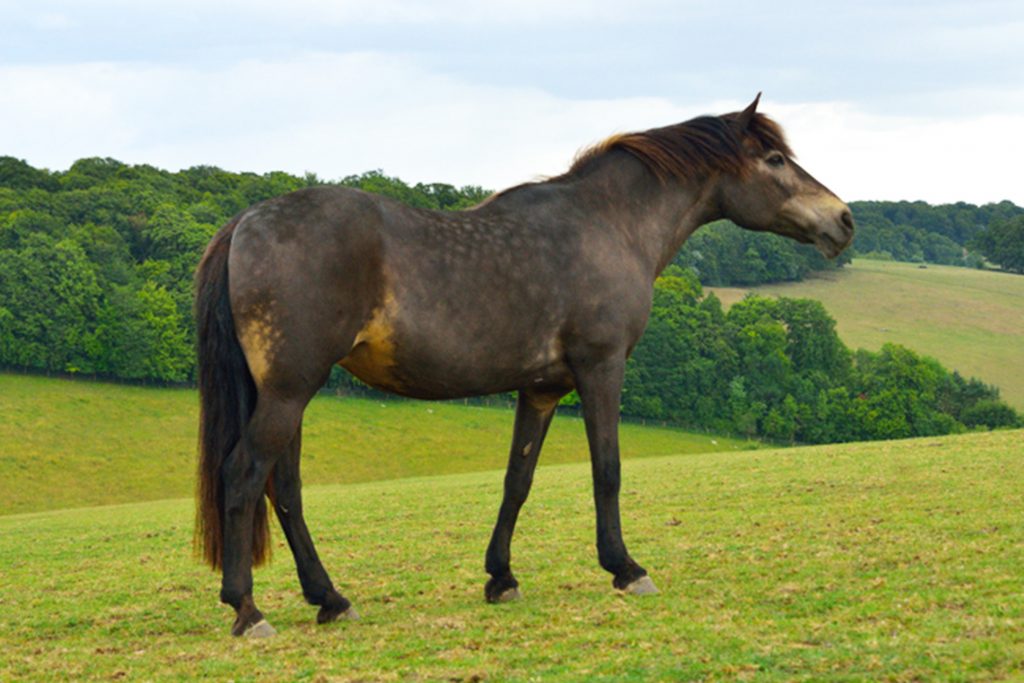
194,94 -> 853,637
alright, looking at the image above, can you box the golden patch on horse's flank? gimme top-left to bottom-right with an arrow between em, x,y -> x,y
239,310 -> 283,384
339,292 -> 402,392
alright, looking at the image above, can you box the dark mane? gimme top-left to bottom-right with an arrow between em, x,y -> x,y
565,112 -> 793,183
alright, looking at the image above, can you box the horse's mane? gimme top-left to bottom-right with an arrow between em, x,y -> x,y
564,111 -> 793,183
471,110 -> 793,209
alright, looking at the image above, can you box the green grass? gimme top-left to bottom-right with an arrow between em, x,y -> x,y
0,373 -> 755,516
708,259 -> 1024,410
1,429 -> 1022,681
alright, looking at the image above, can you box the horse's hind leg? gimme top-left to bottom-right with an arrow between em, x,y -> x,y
271,423 -> 357,624
219,394 -> 306,637
484,390 -> 560,603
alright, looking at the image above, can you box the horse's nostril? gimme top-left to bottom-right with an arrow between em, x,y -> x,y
841,210 -> 854,232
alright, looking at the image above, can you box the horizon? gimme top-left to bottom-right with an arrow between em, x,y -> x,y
6,153 -> 1023,210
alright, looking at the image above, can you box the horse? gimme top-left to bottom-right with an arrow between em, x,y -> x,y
194,94 -> 854,637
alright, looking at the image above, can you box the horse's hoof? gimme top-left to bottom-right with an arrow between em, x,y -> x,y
485,575 -> 521,603
622,575 -> 659,596
243,619 -> 277,638
318,604 -> 359,624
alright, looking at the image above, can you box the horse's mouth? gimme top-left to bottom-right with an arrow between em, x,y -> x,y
814,226 -> 853,259
776,194 -> 854,259
771,219 -> 851,258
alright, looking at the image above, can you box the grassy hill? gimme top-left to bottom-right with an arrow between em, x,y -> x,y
1,429 -> 1021,681
0,373 -> 755,516
708,259 -> 1024,410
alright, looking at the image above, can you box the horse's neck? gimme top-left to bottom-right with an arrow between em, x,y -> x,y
565,152 -> 722,278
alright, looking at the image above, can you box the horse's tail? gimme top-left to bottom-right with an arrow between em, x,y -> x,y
193,215 -> 271,570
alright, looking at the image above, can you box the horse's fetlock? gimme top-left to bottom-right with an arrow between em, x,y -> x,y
220,587 -> 244,609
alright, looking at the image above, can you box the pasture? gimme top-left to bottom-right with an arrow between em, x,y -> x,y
708,259 -> 1024,410
1,428 -> 1022,681
0,373 -> 753,516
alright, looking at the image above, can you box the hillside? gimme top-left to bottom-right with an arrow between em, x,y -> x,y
1,429 -> 1021,681
709,259 -> 1024,409
0,373 -> 755,516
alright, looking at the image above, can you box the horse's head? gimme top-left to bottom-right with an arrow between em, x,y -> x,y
717,95 -> 854,258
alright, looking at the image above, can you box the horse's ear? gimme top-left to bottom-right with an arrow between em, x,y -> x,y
735,92 -> 762,130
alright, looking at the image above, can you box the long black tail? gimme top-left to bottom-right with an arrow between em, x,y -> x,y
194,216 -> 271,570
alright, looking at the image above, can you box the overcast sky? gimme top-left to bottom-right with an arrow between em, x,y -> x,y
2,1 -> 1023,204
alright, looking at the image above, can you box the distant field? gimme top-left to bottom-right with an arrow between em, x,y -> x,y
0,373 -> 755,516
709,259 -> 1024,410
1,429 -> 1021,681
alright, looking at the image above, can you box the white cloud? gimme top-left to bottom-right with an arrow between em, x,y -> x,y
1,53 -> 1021,205
775,101 -> 1024,205
0,53 -> 694,187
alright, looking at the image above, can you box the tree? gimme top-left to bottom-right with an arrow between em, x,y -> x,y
0,209 -> 64,248
970,215 -> 1024,274
774,298 -> 851,380
960,400 -> 1020,430
0,156 -> 59,191
763,394 -> 799,443
623,266 -> 727,424
91,281 -> 192,382
850,344 -> 965,439
60,157 -> 128,190
141,202 -> 218,323
0,234 -> 103,372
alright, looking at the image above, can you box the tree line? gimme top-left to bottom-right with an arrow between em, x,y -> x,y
1,156 -> 1019,442
845,199 -> 1024,271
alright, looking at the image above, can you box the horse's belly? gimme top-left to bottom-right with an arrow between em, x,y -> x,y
337,285 -> 571,399
340,332 -> 570,400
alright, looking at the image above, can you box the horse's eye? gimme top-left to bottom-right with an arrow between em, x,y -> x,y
766,153 -> 786,168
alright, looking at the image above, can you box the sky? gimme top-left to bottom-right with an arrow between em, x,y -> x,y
2,1 -> 1023,205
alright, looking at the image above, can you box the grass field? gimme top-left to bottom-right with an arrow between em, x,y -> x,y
708,259 -> 1024,410
1,429 -> 1021,681
0,373 -> 755,516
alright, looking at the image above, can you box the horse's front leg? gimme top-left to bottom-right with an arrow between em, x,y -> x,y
574,356 -> 658,595
271,424 -> 357,624
484,390 -> 560,603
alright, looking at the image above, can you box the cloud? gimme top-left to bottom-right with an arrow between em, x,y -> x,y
0,52 -> 695,186
1,52 -> 1021,205
774,101 -> 1024,204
